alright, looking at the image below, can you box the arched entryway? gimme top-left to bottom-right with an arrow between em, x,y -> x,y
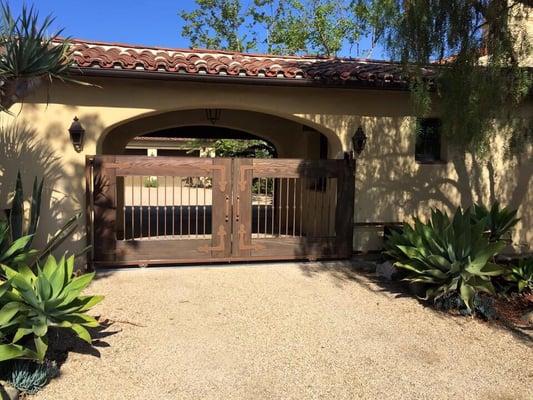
88,108 -> 353,268
98,108 -> 342,159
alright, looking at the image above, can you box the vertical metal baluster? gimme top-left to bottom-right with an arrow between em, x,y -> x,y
163,176 -> 166,237
278,178 -> 282,237
179,177 -> 183,237
188,178 -> 191,238
195,183 -> 199,239
255,179 -> 259,238
156,176 -> 159,238
263,178 -> 268,238
122,177 -> 126,240
148,177 -> 151,239
203,179 -> 206,239
285,177 -> 289,236
292,178 -> 297,237
299,177 -> 303,237
131,176 -> 135,240
140,176 -> 143,239
271,178 -> 275,237
172,177 -> 175,237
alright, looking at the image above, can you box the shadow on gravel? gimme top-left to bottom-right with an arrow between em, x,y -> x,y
48,319 -> 121,369
298,260 -> 533,346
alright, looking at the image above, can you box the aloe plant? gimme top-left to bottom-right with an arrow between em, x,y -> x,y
503,258 -> 533,293
0,3 -> 73,111
471,202 -> 520,243
8,172 -> 43,244
385,207 -> 506,311
0,255 -> 103,361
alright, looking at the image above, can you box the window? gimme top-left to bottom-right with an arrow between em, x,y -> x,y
415,118 -> 444,163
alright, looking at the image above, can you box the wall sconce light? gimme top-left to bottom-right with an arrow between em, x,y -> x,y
68,116 -> 85,153
205,108 -> 222,124
352,126 -> 367,156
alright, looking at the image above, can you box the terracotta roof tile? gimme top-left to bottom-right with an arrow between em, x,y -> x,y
69,39 -> 436,89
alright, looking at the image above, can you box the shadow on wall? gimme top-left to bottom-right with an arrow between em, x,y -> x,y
0,114 -> 105,264
355,116 -> 532,253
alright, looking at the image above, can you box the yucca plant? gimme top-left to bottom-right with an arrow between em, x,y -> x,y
0,3 -> 81,111
471,202 -> 520,243
384,207 -> 506,311
0,255 -> 103,361
1,172 -> 82,274
503,258 -> 533,293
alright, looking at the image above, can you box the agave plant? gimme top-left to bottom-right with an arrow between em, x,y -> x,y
385,207 -> 506,311
471,202 -> 520,243
503,258 -> 533,293
0,255 -> 103,361
0,3 -> 79,111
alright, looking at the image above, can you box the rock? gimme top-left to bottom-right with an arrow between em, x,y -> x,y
375,261 -> 397,280
521,310 -> 533,325
0,382 -> 19,400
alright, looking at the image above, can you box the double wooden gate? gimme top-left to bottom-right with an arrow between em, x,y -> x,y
86,156 -> 354,267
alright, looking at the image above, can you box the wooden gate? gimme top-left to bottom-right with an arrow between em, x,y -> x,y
86,156 -> 354,268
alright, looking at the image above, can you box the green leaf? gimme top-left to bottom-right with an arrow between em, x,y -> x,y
0,343 -> 37,362
71,323 -> 92,343
34,335 -> 48,361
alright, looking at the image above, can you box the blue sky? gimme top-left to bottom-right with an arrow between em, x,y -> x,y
9,0 -> 386,58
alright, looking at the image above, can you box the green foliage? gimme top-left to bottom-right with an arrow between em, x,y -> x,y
2,359 -> 58,394
383,1 -> 532,152
0,222 -> 36,268
0,3 -> 77,111
384,207 -> 506,311
472,202 -> 520,243
179,0 -> 382,56
503,258 -> 533,293
214,139 -> 275,158
8,172 -> 43,245
0,255 -> 103,362
1,173 -> 82,273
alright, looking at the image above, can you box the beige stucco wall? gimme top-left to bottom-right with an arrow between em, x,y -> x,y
1,76 -> 531,262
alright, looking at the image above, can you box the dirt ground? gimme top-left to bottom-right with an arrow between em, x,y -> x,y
35,262 -> 532,400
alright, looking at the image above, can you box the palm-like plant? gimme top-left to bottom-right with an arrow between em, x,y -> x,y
385,208 -> 506,311
0,3 -> 75,111
0,255 -> 103,361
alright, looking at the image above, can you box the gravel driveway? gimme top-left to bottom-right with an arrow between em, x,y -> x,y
35,262 -> 532,400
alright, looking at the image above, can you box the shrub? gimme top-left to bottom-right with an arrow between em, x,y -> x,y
384,207 -> 506,311
2,360 -> 58,394
503,258 -> 533,293
471,202 -> 519,243
0,255 -> 103,362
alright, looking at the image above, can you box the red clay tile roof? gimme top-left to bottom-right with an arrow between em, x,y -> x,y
69,39 -> 436,89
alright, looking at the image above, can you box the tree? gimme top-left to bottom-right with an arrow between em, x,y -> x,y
383,0 -> 532,152
179,0 -> 256,52
179,0 -> 376,57
0,3 -> 74,112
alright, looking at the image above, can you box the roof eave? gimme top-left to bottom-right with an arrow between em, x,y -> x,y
68,67 -> 411,92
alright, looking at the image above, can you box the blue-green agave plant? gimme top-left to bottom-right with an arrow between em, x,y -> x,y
385,207 -> 506,311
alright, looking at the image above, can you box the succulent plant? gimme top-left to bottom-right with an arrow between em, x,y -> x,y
3,360 -> 58,394
385,207 -> 506,311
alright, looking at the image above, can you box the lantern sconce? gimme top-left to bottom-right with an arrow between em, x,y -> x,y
68,116 -> 85,153
205,108 -> 222,125
352,125 -> 367,157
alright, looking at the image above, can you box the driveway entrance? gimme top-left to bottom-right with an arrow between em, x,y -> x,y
86,156 -> 354,267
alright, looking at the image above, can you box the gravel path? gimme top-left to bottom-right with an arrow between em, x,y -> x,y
35,262 -> 532,400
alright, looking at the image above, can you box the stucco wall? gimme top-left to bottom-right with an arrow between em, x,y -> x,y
1,76 -> 531,261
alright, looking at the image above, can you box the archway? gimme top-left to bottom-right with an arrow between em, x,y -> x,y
98,108 -> 341,159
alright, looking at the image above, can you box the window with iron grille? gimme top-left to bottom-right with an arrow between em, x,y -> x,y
415,118 -> 443,163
